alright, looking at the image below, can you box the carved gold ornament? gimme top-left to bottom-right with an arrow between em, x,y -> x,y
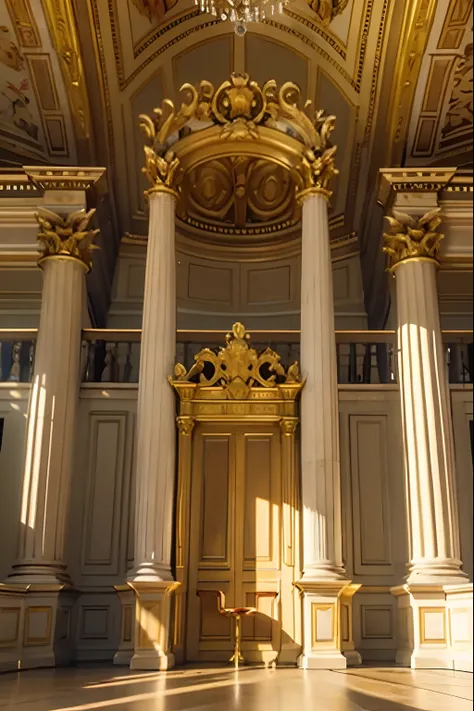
303,0 -> 349,24
35,208 -> 100,271
139,73 -> 338,201
383,208 -> 444,271
171,322 -> 301,400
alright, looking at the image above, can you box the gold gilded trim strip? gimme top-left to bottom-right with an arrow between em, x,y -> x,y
384,0 -> 438,166
41,0 -> 93,141
5,0 -> 41,48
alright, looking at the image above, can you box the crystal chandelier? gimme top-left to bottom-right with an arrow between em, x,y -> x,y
196,0 -> 287,35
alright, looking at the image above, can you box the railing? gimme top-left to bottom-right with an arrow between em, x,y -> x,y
81,329 -> 401,385
0,330 -> 37,383
1,328 -> 471,387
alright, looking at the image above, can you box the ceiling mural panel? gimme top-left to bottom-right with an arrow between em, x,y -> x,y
0,0 -> 76,164
406,0 -> 473,165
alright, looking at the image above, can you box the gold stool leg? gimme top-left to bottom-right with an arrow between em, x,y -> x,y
229,615 -> 244,669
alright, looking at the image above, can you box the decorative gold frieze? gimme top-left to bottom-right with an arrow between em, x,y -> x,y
377,168 -> 457,209
140,73 -> 338,202
35,208 -> 100,271
383,208 -> 444,271
303,0 -> 349,25
24,167 -> 107,193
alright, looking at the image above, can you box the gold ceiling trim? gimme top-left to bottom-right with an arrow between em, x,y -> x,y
377,168 -> 458,208
383,0 -> 438,167
133,7 -> 201,58
5,0 -> 41,48
41,0 -> 93,141
263,19 -> 356,90
283,7 -> 347,59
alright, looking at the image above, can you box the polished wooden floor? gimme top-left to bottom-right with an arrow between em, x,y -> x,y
0,665 -> 472,711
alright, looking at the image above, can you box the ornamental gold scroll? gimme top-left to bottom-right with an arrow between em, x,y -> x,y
383,208 -> 444,271
139,73 -> 338,199
35,207 -> 100,272
171,321 -> 302,400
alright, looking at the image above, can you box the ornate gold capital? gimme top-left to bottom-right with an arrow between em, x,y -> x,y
383,208 -> 444,272
280,418 -> 298,436
35,208 -> 100,272
177,416 -> 195,436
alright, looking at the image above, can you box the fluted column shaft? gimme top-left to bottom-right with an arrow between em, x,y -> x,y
11,256 -> 85,583
129,191 -> 176,582
300,192 -> 345,580
396,259 -> 465,584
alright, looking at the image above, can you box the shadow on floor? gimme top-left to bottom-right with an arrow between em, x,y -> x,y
345,689 -> 430,711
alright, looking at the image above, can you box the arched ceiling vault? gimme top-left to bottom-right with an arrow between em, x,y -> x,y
0,0 -> 472,254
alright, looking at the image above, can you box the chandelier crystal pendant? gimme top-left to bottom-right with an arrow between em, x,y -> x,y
196,0 -> 287,35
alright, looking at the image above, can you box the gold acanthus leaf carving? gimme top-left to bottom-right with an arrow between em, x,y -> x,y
140,73 -> 339,196
383,208 -> 444,269
35,207 -> 100,271
303,0 -> 349,24
171,322 -> 302,400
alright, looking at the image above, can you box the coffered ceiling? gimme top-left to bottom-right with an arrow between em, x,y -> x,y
0,0 -> 472,245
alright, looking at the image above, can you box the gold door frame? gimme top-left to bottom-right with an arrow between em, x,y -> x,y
169,323 -> 304,664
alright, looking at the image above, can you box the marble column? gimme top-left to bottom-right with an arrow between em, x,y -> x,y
296,143 -> 351,669
384,210 -> 466,586
126,166 -> 180,669
9,209 -> 97,584
383,198 -> 470,669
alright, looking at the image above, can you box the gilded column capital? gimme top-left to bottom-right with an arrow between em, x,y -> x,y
177,416 -> 195,436
280,418 -> 299,436
295,112 -> 339,204
383,208 -> 444,273
139,114 -> 181,199
35,208 -> 100,272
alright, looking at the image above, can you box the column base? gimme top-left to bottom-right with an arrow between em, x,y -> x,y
0,583 -> 78,671
127,579 -> 180,671
130,650 -> 175,671
391,583 -> 473,671
113,585 -> 136,666
295,579 -> 352,670
344,650 -> 363,666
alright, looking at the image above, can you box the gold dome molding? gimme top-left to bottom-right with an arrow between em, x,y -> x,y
139,72 -> 339,222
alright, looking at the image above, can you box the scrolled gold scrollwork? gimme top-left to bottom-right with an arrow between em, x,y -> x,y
383,208 -> 444,271
140,73 -> 339,201
35,208 -> 100,271
171,322 -> 302,400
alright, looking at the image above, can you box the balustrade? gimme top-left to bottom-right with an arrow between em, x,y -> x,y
0,330 -> 37,383
2,329 -> 470,387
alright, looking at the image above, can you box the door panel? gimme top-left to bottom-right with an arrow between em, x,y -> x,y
186,422 -> 291,663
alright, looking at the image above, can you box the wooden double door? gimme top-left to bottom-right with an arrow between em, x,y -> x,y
184,422 -> 301,664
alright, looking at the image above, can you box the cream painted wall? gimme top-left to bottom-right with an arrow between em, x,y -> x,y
1,382 -> 472,661
109,247 -> 368,330
0,384 -> 30,581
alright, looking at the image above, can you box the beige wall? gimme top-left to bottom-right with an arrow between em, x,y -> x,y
0,384 -> 30,580
109,247 -> 368,331
1,382 -> 472,661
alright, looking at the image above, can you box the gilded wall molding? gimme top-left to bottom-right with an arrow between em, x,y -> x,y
41,0 -> 93,141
